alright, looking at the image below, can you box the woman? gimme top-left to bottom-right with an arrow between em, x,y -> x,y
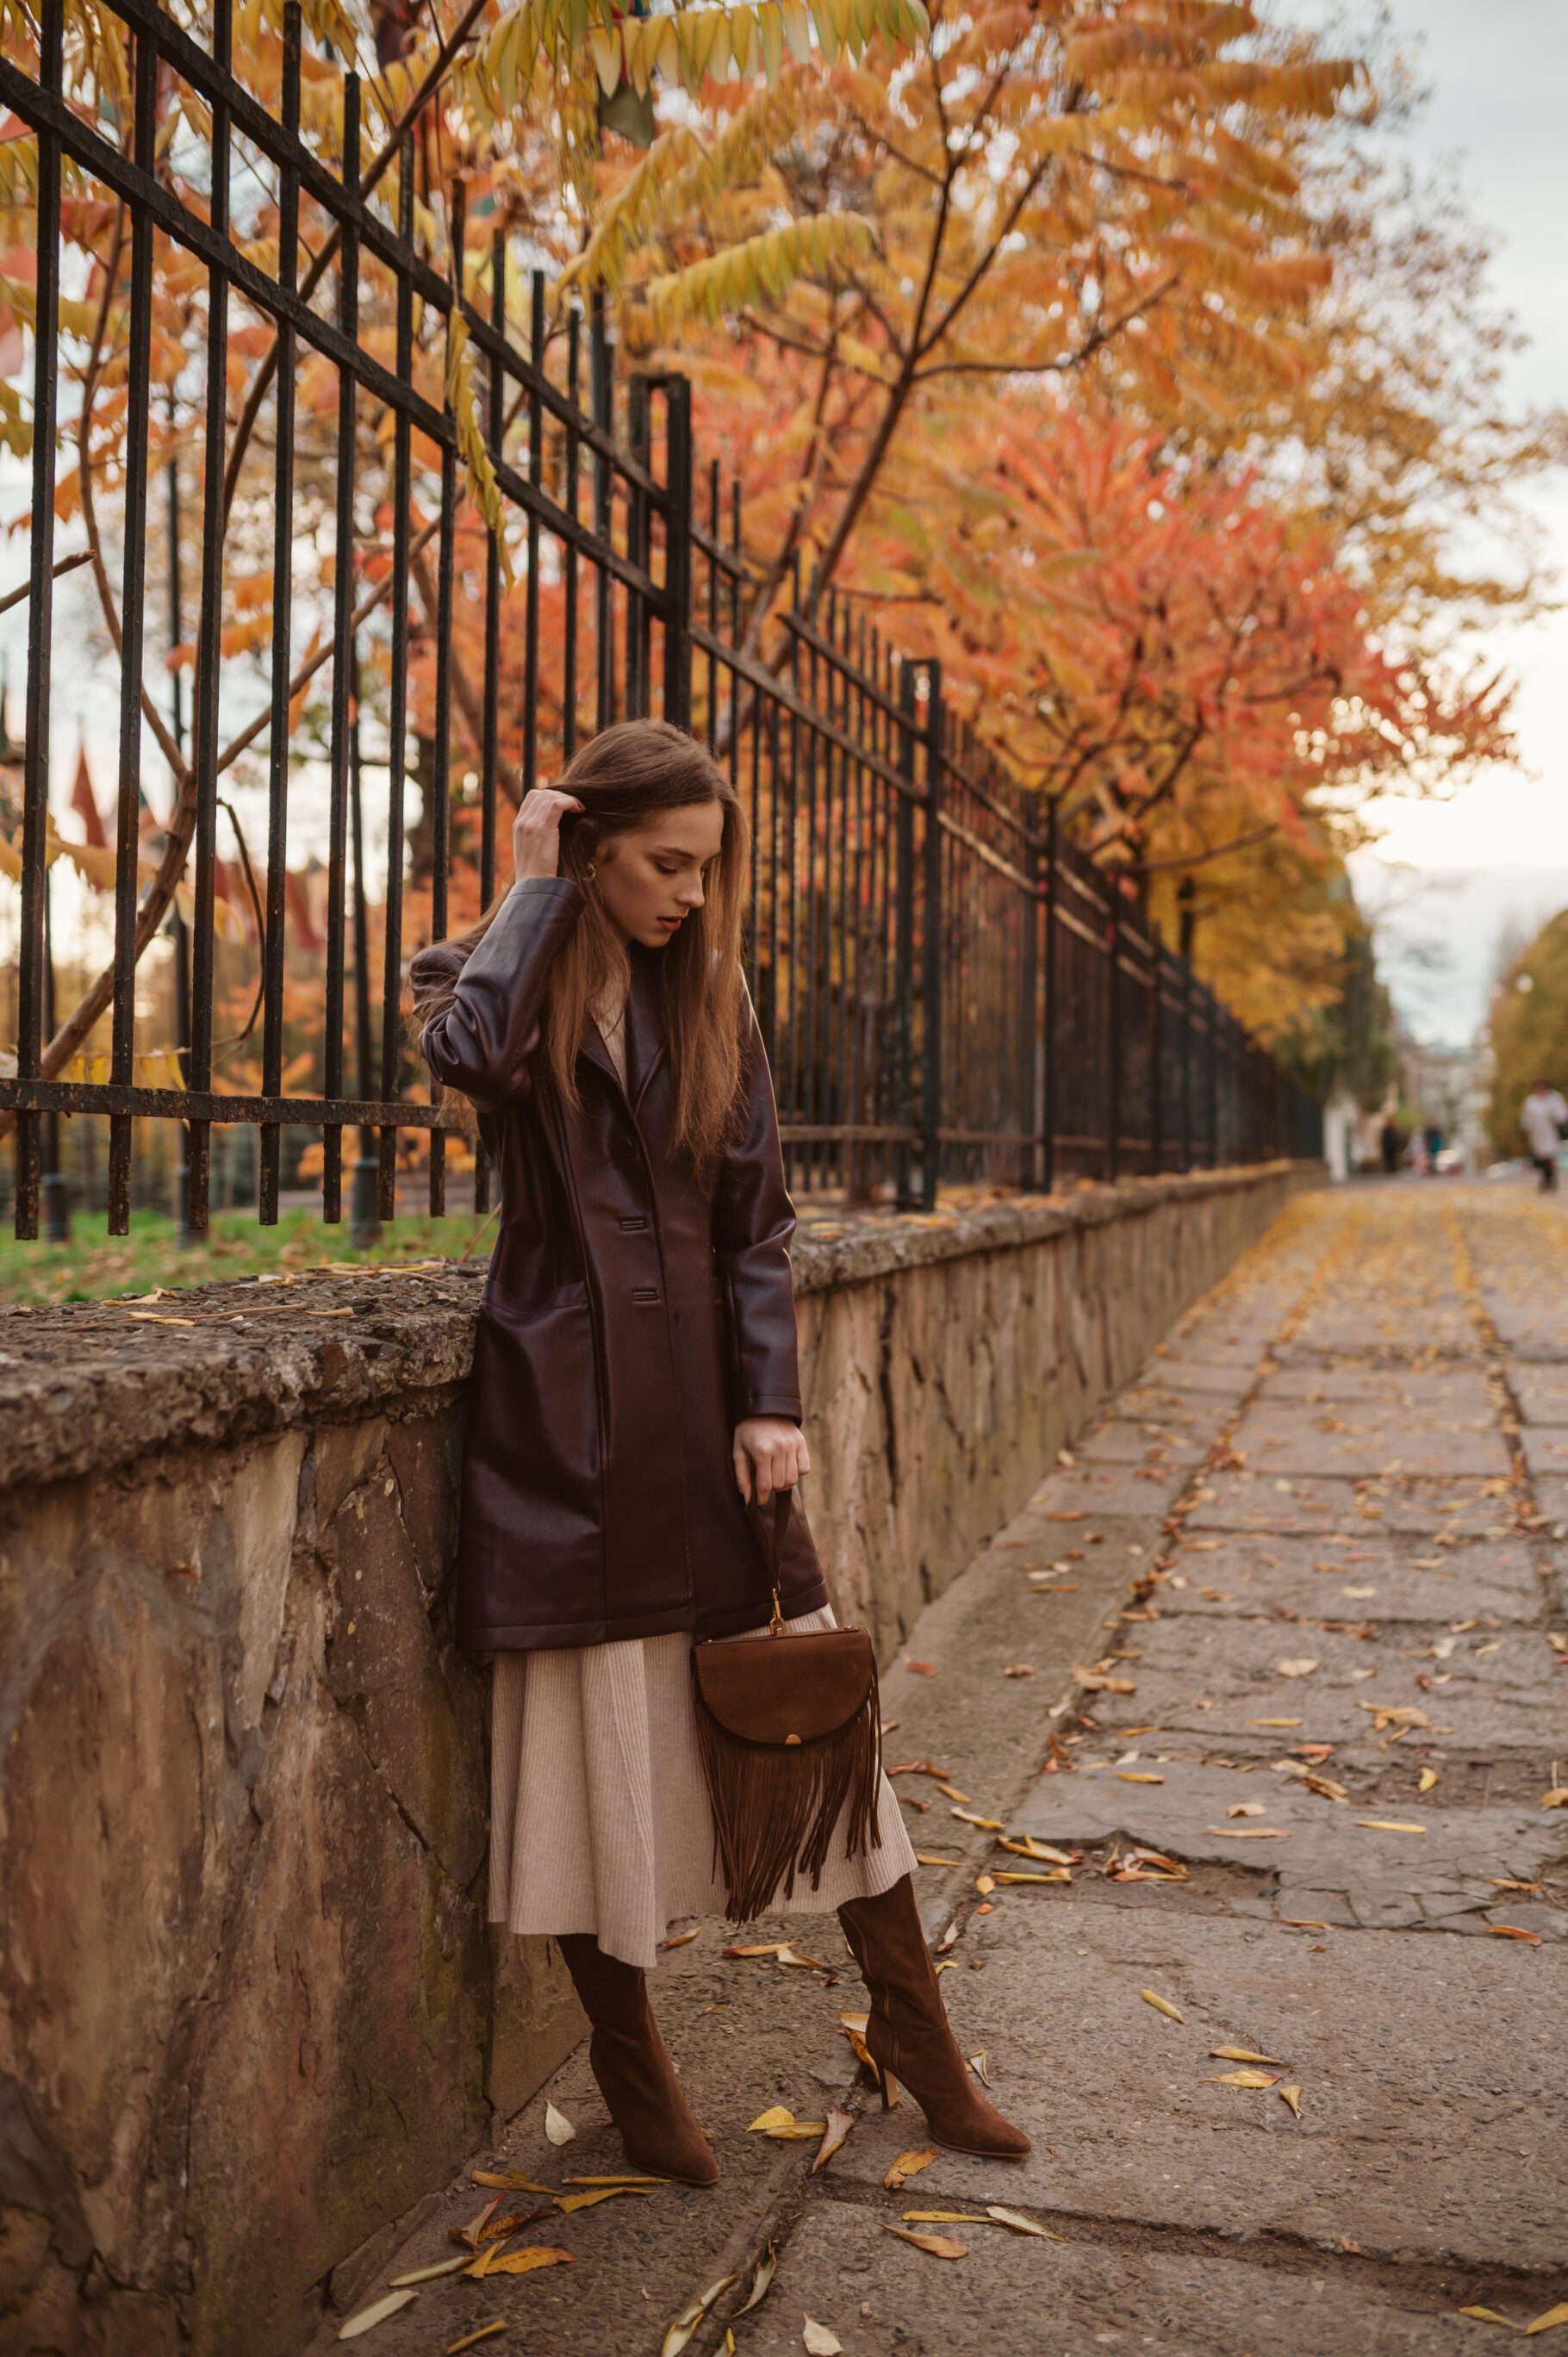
412,718 -> 1029,2186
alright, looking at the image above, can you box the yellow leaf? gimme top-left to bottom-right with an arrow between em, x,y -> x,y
884,2146 -> 936,2191
950,1809 -> 1004,1829
1210,2048 -> 1285,2065
1279,2086 -> 1303,2118
1418,1769 -> 1438,1794
1276,1658 -> 1319,1678
1540,1789 -> 1568,1809
736,2243 -> 776,2315
388,2256 -> 469,2286
812,2109 -> 855,2172
1526,2305 -> 1568,2335
904,2211 -> 987,2223
992,1869 -> 1072,1884
1204,2069 -> 1279,2087
775,1944 -> 826,1968
1353,1820 -> 1426,1834
1228,1802 -> 1266,1819
338,2289 -> 418,2336
1116,1771 -> 1165,1783
660,1927 -> 700,1949
767,2124 -> 828,2140
1458,2310 -> 1517,2328
661,2273 -> 737,2357
544,2102 -> 576,2145
482,2247 -> 573,2277
563,2175 -> 666,2186
746,2106 -> 796,2132
882,2224 -> 966,2261
802,2326 -> 843,2357
1207,1826 -> 1292,1839
553,2186 -> 656,2212
934,1782 -> 971,1801
986,2206 -> 1068,2241
974,1875 -> 996,1894
1249,1718 -> 1302,1728
446,2323 -> 509,2354
588,20 -> 620,92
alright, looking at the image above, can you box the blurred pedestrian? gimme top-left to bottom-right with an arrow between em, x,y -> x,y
1379,1116 -> 1400,1175
1424,1123 -> 1443,1173
1522,1079 -> 1567,1191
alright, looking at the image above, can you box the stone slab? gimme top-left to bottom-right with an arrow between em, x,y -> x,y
1105,1382 -> 1236,1439
1155,1533 -> 1540,1624
1228,1405 -> 1510,1481
1260,1366 -> 1496,1409
1074,1620 -> 1567,1752
731,2198 -> 1512,2357
1185,1474 -> 1520,1538
1521,1428 -> 1568,1479
827,1906 -> 1568,2270
1030,1466 -> 1188,1521
1011,1758 -> 1565,1933
1073,1421 -> 1212,1471
1509,1369 -> 1568,1425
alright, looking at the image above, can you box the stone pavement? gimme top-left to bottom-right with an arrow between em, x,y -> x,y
312,1182 -> 1568,2357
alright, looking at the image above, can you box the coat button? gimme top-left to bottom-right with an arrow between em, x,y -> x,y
632,1286 -> 660,1304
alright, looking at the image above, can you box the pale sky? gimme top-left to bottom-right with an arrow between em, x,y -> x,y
1298,0 -> 1568,1036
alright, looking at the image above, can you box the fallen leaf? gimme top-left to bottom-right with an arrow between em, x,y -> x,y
881,2225 -> 967,2261
1540,1789 -> 1568,1810
992,1869 -> 1072,1884
1228,1801 -> 1266,1819
1003,1664 -> 1036,1677
1418,1769 -> 1439,1794
838,2011 -> 870,2032
1207,1826 -> 1292,1839
916,1853 -> 962,1868
660,1928 -> 700,1949
802,2324 -> 843,2357
934,1782 -> 972,1803
1458,2308 -> 1518,2326
996,1837 -> 1079,1863
950,1808 -> 1005,1829
1204,2069 -> 1279,2087
477,2245 -> 574,2279
906,1661 -> 937,1676
471,2172 -> 553,2194
480,2207 -> 551,2238
885,2147 -> 937,2191
544,2103 -> 576,2146
887,1760 -> 948,1779
1116,1771 -> 1166,1784
660,2273 -> 737,2357
1276,1658 -> 1320,1678
725,1942 -> 784,1957
974,1874 -> 996,1894
1353,1819 -> 1426,1834
1490,1925 -> 1543,1943
1046,1509 -> 1087,1521
1075,1668 -> 1137,1694
775,1945 -> 826,1968
1526,2303 -> 1568,2334
1279,1919 -> 1331,1931
563,2175 -> 667,2186
905,2210 -> 988,2223
451,2198 -> 502,2249
1249,1718 -> 1303,1728
338,2289 -> 419,2337
1210,2048 -> 1286,2065
1279,2086 -> 1303,2118
553,2186 -> 656,2213
747,2105 -> 795,2133
389,2256 -> 470,2287
446,2325 -> 508,2354
1142,1990 -> 1183,2022
987,2205 -> 1068,2241
968,2050 -> 992,2087
735,2245 -> 776,2316
813,2110 -> 855,2173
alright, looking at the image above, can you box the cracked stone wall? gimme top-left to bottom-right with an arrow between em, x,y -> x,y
0,1160 -> 1315,2356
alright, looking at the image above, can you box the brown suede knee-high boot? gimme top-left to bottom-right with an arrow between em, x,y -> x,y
838,1878 -> 1030,2159
557,1935 -> 719,2186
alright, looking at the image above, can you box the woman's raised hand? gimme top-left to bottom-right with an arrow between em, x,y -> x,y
513,785 -> 586,885
732,1415 -> 811,1507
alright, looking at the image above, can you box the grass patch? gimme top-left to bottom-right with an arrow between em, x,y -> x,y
0,1206 -> 495,1307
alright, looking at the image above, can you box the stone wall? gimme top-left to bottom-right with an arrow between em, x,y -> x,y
0,1160 -> 1316,2355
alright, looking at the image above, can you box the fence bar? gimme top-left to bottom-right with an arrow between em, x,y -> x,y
376,138 -> 415,1222
14,0 -> 64,1238
321,71 -> 359,1228
920,663 -> 943,1210
521,269 -> 543,791
427,185 -> 461,1223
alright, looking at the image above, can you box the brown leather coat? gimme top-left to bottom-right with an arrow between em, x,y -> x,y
413,877 -> 828,1653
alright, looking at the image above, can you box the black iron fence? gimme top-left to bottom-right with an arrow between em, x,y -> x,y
0,0 -> 1320,1241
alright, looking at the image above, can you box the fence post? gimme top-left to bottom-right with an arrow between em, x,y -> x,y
894,664 -> 918,1210
1105,883 -> 1120,1183
1041,797 -> 1056,1195
1148,936 -> 1161,1176
1020,818 -> 1039,1189
921,662 -> 943,1210
662,375 -> 693,730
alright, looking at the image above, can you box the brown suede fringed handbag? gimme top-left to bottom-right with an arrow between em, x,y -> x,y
691,1489 -> 883,1923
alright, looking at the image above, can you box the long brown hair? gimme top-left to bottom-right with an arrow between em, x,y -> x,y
414,720 -> 751,1189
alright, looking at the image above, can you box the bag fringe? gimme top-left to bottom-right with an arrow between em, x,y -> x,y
691,1682 -> 883,1924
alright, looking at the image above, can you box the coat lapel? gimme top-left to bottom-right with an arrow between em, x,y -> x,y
625,953 -> 668,1112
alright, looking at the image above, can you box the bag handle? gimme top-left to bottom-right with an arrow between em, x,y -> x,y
766,1485 -> 792,1637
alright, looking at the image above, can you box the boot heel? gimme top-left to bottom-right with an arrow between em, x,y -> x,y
880,2070 -> 898,2112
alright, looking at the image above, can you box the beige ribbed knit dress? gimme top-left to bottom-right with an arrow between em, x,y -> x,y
486,986 -> 918,1972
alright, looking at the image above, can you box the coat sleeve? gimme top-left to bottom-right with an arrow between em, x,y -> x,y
413,877 -> 584,1106
713,995 -> 804,1422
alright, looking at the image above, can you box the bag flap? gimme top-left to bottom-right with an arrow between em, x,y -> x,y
693,1626 -> 876,1745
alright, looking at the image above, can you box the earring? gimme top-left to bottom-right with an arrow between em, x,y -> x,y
584,861 -> 597,883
